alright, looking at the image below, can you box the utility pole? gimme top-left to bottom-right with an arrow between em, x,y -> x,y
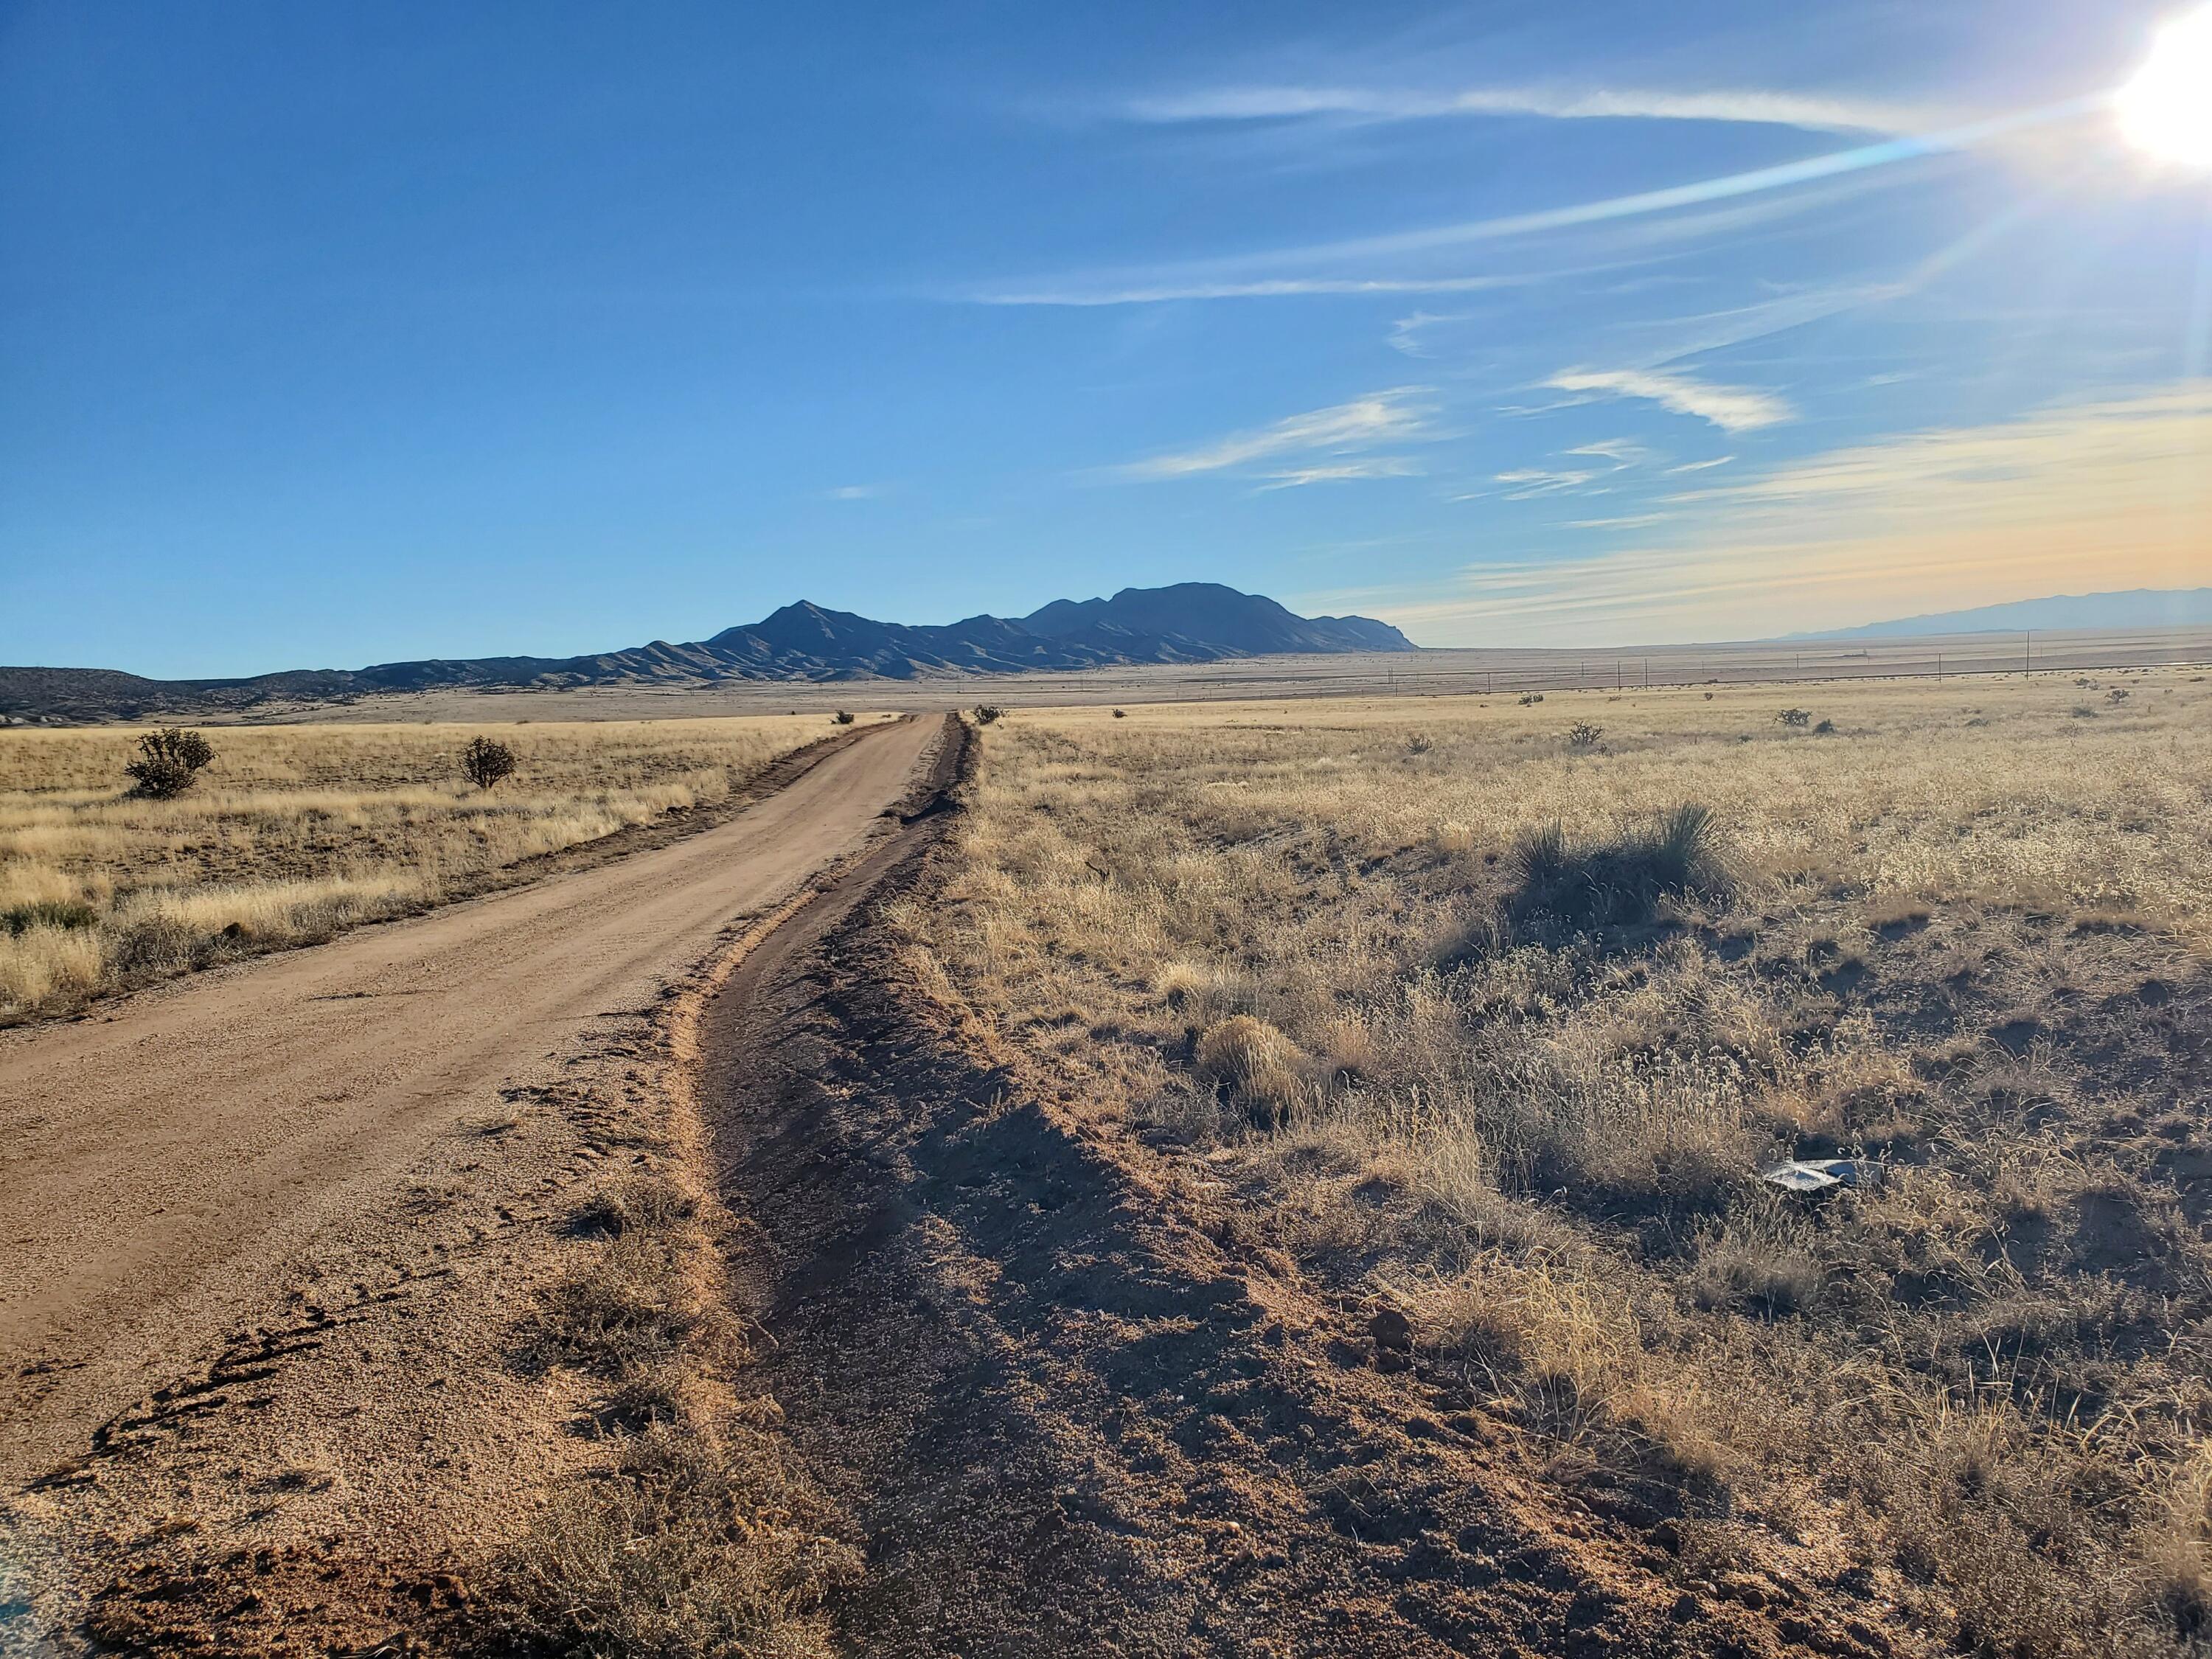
2025,630 -> 2033,674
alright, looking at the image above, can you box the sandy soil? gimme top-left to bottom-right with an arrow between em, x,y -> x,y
0,714 -> 942,1652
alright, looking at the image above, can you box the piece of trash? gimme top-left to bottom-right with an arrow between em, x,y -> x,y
1760,1158 -> 1873,1192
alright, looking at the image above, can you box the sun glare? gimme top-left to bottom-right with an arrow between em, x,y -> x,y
2119,4 -> 2212,167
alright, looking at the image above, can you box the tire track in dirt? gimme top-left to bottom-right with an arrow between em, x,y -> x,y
702,740 -> 1881,1656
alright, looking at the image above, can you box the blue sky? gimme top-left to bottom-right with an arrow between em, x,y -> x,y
4,1 -> 2209,676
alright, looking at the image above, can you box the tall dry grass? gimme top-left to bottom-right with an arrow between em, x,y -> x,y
0,715 -> 867,1017
908,669 -> 2212,1657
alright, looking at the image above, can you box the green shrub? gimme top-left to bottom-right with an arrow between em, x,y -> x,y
3,900 -> 97,936
462,735 -> 518,790
123,728 -> 214,799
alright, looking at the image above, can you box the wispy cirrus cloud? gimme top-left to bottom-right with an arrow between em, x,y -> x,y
1119,83 -> 1924,136
968,275 -> 1523,307
967,101 -> 2090,311
1256,456 -> 1425,490
1113,388 -> 1436,481
1548,368 -> 1792,432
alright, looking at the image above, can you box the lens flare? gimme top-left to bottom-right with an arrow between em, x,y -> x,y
2118,5 -> 2212,167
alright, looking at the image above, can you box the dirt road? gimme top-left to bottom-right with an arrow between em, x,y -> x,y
0,712 -> 941,1489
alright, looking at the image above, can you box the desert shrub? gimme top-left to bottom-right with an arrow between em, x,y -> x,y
3,899 -> 96,935
461,735 -> 518,790
1777,708 -> 1812,728
972,706 -> 1004,725
831,709 -> 855,726
1111,709 -> 1127,719
1813,718 -> 1836,734
2111,688 -> 2132,704
1565,722 -> 1603,750
1518,692 -> 1544,706
1510,804 -> 1730,931
122,728 -> 214,799
1194,1014 -> 1309,1127
1405,732 -> 1434,756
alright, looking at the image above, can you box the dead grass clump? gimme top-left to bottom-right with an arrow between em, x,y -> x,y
1195,1015 -> 1310,1127
535,1230 -> 700,1376
1687,1226 -> 1823,1318
574,1178 -> 698,1241
1511,804 -> 1730,932
486,1426 -> 856,1659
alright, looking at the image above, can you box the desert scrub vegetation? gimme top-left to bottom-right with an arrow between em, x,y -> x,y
911,671 -> 2212,1656
0,714 -> 852,1019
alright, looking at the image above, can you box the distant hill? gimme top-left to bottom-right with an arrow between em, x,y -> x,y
0,582 -> 1414,721
1793,588 -> 2212,640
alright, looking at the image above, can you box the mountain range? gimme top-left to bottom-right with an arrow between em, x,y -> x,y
1792,588 -> 2212,639
0,583 -> 1414,721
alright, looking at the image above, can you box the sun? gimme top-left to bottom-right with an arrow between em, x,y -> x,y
2118,5 -> 2212,167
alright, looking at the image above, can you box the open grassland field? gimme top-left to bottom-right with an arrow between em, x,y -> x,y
0,714 -> 876,1020
907,669 -> 2212,1657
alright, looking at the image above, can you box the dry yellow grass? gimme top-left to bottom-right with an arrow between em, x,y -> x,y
910,667 -> 2212,1658
0,714 -> 876,1018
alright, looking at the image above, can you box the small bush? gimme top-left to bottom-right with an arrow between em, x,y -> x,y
123,728 -> 214,799
462,736 -> 518,790
831,709 -> 855,726
1194,1015 -> 1309,1127
1565,722 -> 1602,750
973,706 -> 1004,725
1777,708 -> 1812,728
3,900 -> 97,936
1111,708 -> 1127,719
1510,804 -> 1731,931
1405,732 -> 1434,756
1518,692 -> 1544,706
1813,718 -> 1836,734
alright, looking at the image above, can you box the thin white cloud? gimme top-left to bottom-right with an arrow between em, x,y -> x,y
1548,368 -> 1792,432
823,484 -> 882,501
1113,389 -> 1436,481
968,275 -> 1520,307
1121,84 -> 1924,136
1256,457 -> 1424,490
1493,467 -> 1604,499
1563,439 -> 1649,465
964,100 -> 2090,310
1567,514 -> 1670,530
1666,455 -> 1737,473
